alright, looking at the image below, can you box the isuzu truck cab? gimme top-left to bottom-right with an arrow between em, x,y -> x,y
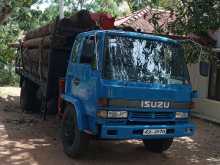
60,30 -> 196,157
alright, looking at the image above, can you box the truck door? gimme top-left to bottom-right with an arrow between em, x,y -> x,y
70,35 -> 98,109
65,35 -> 82,96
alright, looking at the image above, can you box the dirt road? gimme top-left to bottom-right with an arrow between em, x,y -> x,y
0,87 -> 219,165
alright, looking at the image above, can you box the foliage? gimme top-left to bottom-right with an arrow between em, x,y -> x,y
0,0 -> 60,64
180,40 -> 214,64
164,0 -> 220,64
0,1 -> 46,86
86,0 -> 122,16
169,0 -> 220,36
3,0 -> 34,8
117,0 -> 157,11
0,60 -> 19,86
0,0 -> 38,24
0,22 -> 19,63
159,0 -> 178,10
0,69 -> 19,86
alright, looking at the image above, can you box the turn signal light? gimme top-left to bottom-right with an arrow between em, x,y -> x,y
188,102 -> 195,109
97,110 -> 108,118
97,98 -> 109,106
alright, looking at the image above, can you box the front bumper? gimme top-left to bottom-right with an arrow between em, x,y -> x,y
99,122 -> 195,139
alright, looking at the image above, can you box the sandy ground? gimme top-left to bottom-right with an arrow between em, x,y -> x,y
0,86 -> 220,165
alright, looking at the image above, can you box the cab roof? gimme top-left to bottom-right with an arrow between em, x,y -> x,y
81,30 -> 180,45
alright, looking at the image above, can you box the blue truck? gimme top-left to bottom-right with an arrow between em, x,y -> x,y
16,11 -> 196,158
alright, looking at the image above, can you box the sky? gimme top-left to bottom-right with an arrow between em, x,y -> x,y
30,0 -> 130,15
31,0 -> 52,11
30,0 -> 91,11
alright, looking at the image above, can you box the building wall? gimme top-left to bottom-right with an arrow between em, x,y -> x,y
188,62 -> 220,124
188,63 -> 209,98
194,98 -> 220,124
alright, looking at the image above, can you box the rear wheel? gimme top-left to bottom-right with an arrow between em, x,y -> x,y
143,138 -> 173,153
20,79 -> 40,113
61,104 -> 89,158
20,80 -> 32,112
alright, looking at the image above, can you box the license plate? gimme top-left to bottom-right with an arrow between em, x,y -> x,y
143,129 -> 167,135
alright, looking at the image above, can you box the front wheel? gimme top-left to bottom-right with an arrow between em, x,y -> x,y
143,138 -> 173,153
61,104 -> 89,158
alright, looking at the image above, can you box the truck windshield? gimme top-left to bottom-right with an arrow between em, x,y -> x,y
102,35 -> 189,85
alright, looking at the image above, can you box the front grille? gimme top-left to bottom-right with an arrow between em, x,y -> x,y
108,99 -> 191,109
129,111 -> 174,121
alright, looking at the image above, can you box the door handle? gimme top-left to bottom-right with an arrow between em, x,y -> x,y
73,78 -> 80,86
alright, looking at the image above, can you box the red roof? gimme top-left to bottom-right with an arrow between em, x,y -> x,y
115,7 -> 175,34
115,7 -> 215,47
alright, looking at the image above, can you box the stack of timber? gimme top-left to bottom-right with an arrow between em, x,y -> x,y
21,10 -> 98,101
21,10 -> 97,82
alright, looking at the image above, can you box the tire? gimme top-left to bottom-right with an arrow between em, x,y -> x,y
20,79 -> 40,113
20,80 -> 32,112
61,104 -> 89,158
143,138 -> 173,153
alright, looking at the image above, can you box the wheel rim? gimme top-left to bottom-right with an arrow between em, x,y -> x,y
63,112 -> 75,146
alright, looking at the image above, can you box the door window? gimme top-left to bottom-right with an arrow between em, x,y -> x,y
72,37 -> 81,63
80,36 -> 97,69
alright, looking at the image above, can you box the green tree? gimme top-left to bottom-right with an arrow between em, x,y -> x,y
86,0 -> 122,16
169,0 -> 220,36
117,0 -> 160,11
159,0 -> 178,9
0,0 -> 37,24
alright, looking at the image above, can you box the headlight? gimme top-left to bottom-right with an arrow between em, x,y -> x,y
97,110 -> 128,118
176,112 -> 189,119
108,111 -> 128,118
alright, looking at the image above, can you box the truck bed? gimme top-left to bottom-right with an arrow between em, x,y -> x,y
16,10 -> 97,101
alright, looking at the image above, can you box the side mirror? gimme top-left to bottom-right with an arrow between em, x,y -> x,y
192,90 -> 198,98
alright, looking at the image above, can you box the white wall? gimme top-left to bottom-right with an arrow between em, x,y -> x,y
190,29 -> 220,124
208,29 -> 220,48
188,63 -> 220,124
193,98 -> 220,124
188,63 -> 209,98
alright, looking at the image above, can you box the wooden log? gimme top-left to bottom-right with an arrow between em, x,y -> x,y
21,10 -> 99,90
22,47 -> 70,72
42,65 -> 48,80
24,10 -> 96,41
23,35 -> 68,49
69,10 -> 96,28
24,18 -> 78,40
23,36 -> 51,49
22,48 -> 50,65
24,22 -> 56,40
23,59 -> 48,80
58,26 -> 86,36
32,63 -> 48,80
22,47 -> 71,81
24,18 -> 73,40
23,62 -> 31,73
